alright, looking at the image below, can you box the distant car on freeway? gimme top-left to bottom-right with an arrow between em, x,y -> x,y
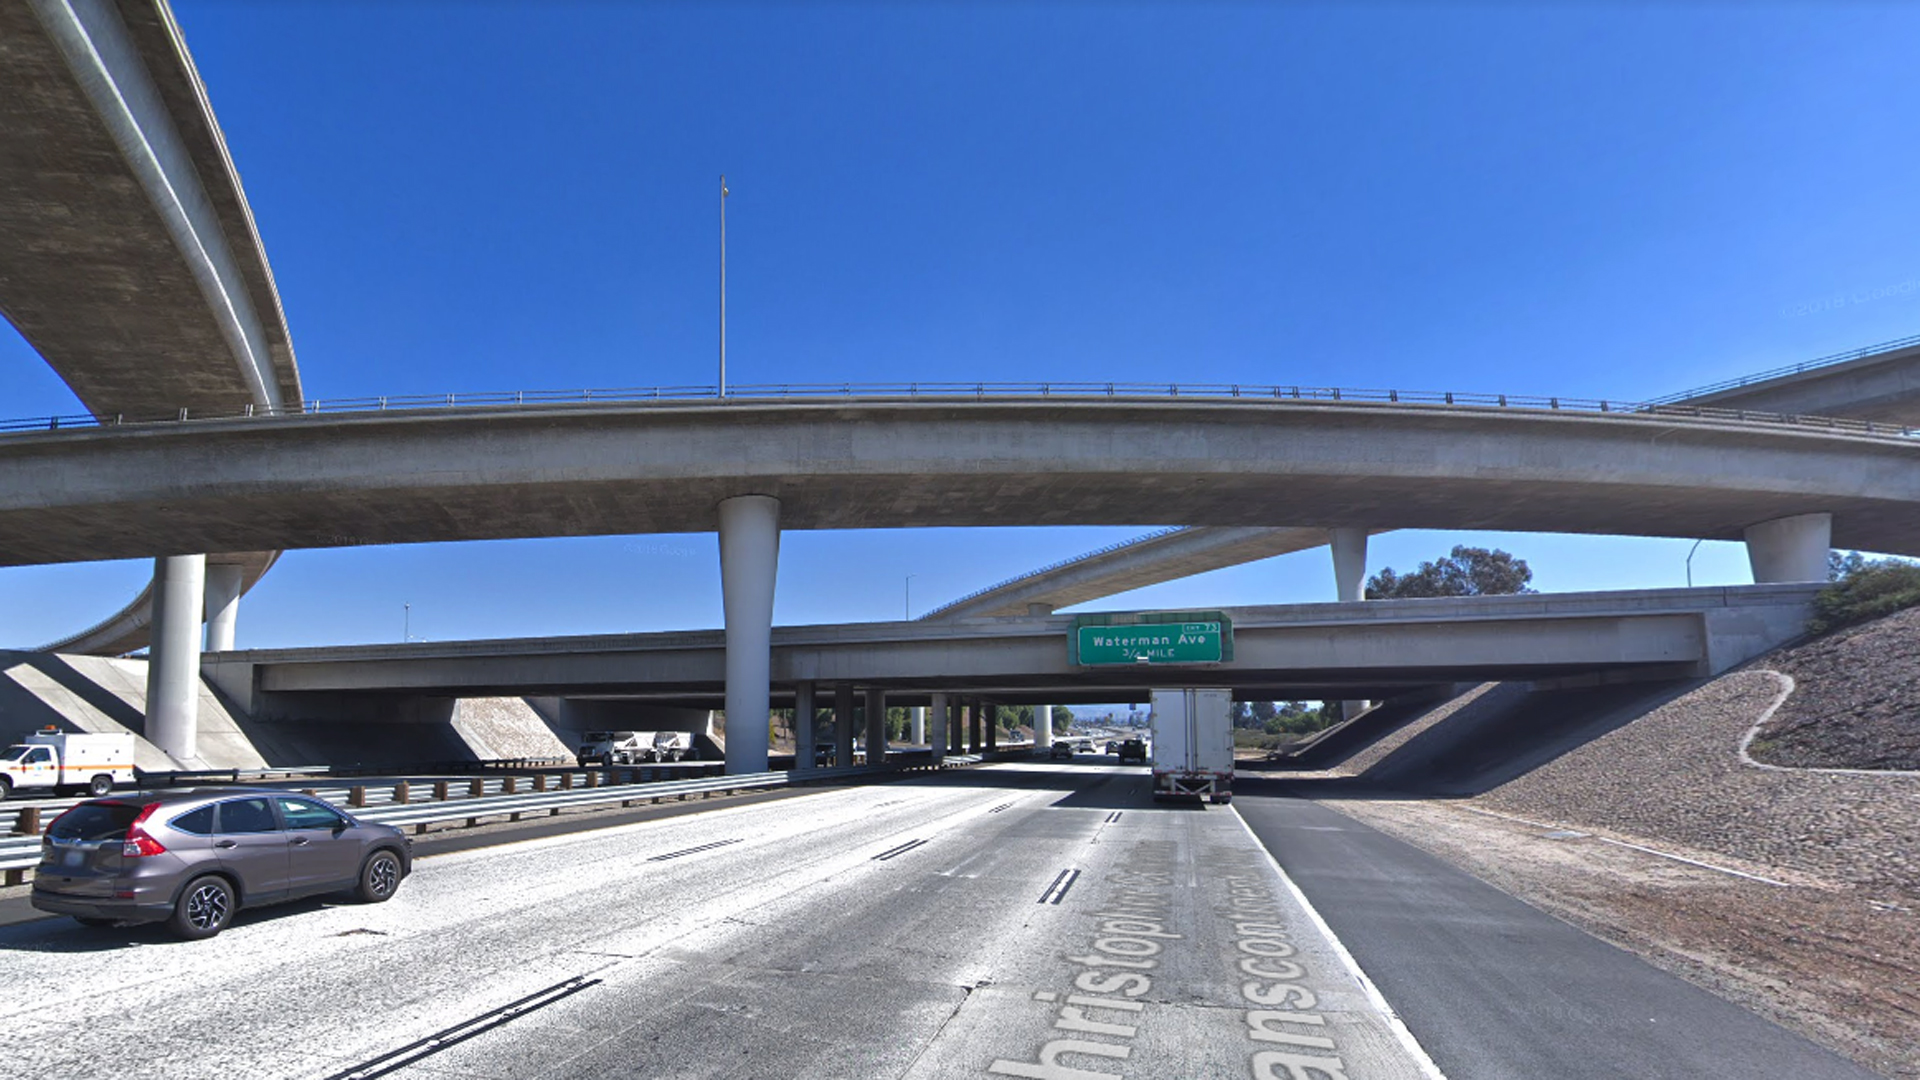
31,790 -> 412,940
1050,741 -> 1075,760
1117,738 -> 1148,764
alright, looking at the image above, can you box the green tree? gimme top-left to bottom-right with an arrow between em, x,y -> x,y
1366,545 -> 1534,599
1051,706 -> 1072,734
1828,549 -> 1870,582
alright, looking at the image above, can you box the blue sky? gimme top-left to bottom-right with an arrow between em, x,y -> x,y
6,1 -> 1920,649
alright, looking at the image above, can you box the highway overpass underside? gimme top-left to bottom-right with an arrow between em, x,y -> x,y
207,584 -> 1816,726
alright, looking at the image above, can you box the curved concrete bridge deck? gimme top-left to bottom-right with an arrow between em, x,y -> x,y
2,394 -> 1917,564
1,0 -> 303,655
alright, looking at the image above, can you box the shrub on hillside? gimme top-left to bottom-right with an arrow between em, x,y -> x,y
1808,561 -> 1920,634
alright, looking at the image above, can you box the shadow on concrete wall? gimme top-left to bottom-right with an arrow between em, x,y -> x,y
1267,678 -> 1700,800
0,652 -> 148,740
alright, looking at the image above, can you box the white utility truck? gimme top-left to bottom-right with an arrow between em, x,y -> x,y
650,732 -> 694,762
0,729 -> 136,799
576,731 -> 655,767
1149,688 -> 1234,804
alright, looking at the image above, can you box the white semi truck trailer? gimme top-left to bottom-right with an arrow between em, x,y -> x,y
1149,688 -> 1234,804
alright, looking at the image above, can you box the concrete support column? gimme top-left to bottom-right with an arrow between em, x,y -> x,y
794,681 -> 815,772
1744,513 -> 1832,584
202,563 -> 243,652
910,705 -> 925,746
985,703 -> 999,751
968,700 -> 981,753
949,697 -> 964,754
929,693 -> 948,765
835,683 -> 855,769
144,554 -> 206,762
1034,702 -> 1053,752
718,494 -> 780,775
1330,527 -> 1368,603
865,687 -> 887,767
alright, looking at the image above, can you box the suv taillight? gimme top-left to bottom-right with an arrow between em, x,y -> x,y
121,802 -> 167,858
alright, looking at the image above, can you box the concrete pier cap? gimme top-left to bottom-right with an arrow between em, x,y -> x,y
1744,512 -> 1832,584
718,494 -> 780,774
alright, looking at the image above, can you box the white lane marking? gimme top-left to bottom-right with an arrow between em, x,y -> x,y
1456,805 -> 1794,887
1737,669 -> 1920,778
1230,806 -> 1450,1080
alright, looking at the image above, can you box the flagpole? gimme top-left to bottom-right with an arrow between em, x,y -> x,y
719,174 -> 728,397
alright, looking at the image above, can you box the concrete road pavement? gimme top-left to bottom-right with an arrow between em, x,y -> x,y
0,764 -> 1880,1078
0,764 -> 1429,1079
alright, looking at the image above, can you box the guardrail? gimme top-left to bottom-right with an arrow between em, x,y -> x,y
0,755 -> 988,885
1,381 -> 1915,440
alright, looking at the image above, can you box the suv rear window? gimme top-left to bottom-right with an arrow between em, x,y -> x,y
47,802 -> 141,842
170,805 -> 216,835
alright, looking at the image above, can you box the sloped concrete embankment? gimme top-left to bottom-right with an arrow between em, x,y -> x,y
0,651 -> 574,771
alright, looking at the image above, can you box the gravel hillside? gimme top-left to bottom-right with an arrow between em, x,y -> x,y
1751,606 -> 1920,771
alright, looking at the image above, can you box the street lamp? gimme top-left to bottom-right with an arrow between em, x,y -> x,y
403,602 -> 411,643
1685,539 -> 1704,587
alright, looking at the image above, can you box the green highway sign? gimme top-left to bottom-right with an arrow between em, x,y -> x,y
1076,621 -> 1225,666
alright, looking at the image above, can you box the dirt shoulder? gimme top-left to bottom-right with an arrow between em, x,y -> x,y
1325,796 -> 1919,1079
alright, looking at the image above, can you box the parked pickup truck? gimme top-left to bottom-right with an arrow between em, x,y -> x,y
0,729 -> 135,799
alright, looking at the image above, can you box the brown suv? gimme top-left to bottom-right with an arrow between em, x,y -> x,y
31,789 -> 412,939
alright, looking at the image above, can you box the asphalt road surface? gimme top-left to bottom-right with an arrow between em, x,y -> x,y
0,763 -> 1881,1079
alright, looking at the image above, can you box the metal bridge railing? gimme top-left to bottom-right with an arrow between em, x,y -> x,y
3,380 -> 1916,440
1647,331 -> 1920,405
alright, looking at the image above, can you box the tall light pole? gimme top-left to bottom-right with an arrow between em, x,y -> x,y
904,573 -> 918,620
403,602 -> 410,643
718,174 -> 729,397
1685,538 -> 1704,587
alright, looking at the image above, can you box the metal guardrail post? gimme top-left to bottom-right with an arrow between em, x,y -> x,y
534,773 -> 548,792
349,786 -> 367,808
434,780 -> 450,801
13,807 -> 40,836
586,771 -> 600,789
393,781 -> 409,805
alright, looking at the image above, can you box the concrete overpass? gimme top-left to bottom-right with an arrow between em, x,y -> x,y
3,394 -> 1913,562
0,0 -> 301,737
1653,333 -> 1920,427
203,584 -> 1818,770
925,335 -> 1920,621
0,390 -> 1898,771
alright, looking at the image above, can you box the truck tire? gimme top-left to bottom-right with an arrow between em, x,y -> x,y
89,774 -> 113,797
0,776 -> 10,801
